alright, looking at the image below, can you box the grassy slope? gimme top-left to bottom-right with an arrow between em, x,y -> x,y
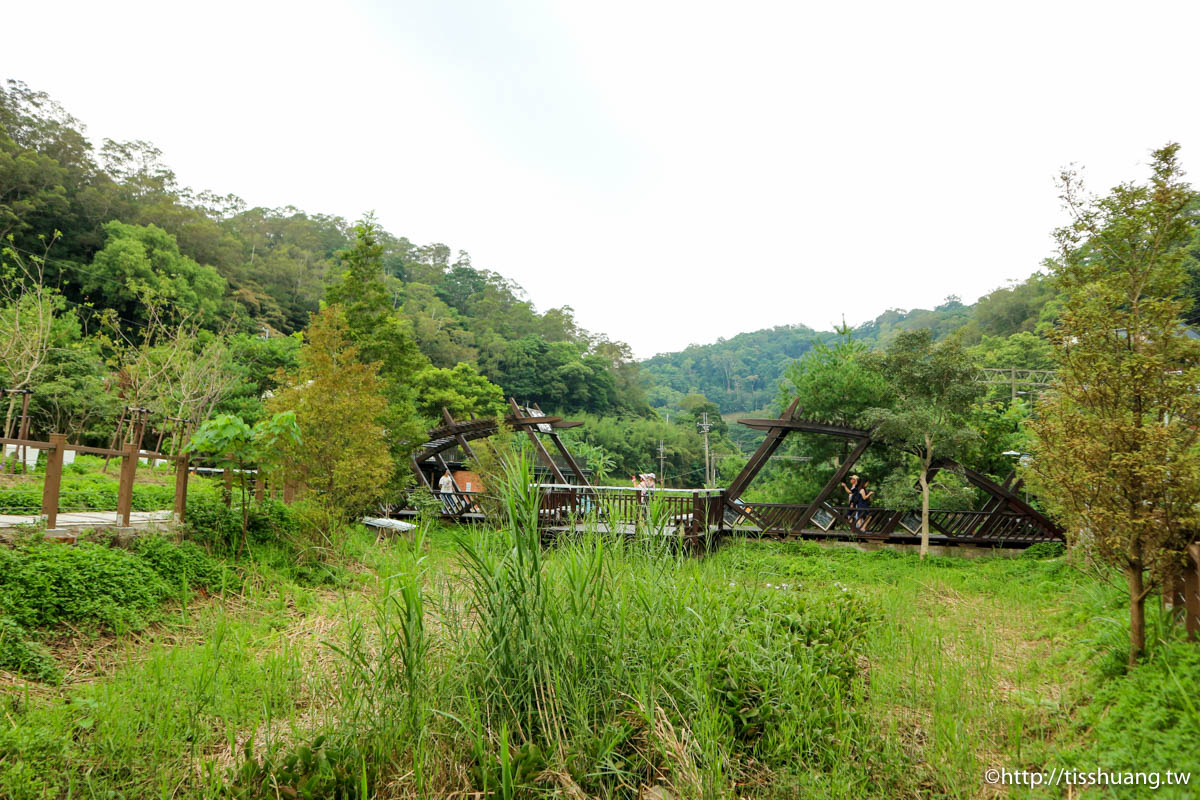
0,530 -> 1195,799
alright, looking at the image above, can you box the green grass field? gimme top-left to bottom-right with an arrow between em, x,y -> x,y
0,518 -> 1196,799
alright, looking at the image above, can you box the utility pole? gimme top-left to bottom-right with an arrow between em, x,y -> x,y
657,440 -> 667,486
699,412 -> 712,487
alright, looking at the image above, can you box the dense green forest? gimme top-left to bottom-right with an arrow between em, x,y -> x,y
0,80 -> 648,438
7,76 -> 1200,497
644,276 -> 1060,415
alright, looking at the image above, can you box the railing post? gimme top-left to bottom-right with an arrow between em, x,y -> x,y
174,454 -> 190,524
223,463 -> 233,508
41,433 -> 65,530
255,473 -> 265,503
1186,543 -> 1200,642
117,441 -> 137,528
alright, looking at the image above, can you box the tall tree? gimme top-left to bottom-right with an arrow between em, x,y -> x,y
85,220 -> 227,329
0,235 -> 73,438
268,306 -> 393,515
864,329 -> 981,558
325,215 -> 428,453
1028,144 -> 1200,665
780,324 -> 893,460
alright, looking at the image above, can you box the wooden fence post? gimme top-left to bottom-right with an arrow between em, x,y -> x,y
255,473 -> 265,503
1186,543 -> 1200,642
174,454 -> 189,524
223,465 -> 233,509
41,434 -> 65,530
116,442 -> 137,527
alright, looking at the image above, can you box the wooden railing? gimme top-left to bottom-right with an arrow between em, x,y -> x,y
1,434 -> 191,530
534,484 -> 724,535
730,501 -> 1059,544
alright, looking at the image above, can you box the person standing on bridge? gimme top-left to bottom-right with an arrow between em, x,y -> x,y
854,479 -> 875,531
439,469 -> 459,513
633,473 -> 652,519
840,475 -> 863,505
840,474 -> 864,530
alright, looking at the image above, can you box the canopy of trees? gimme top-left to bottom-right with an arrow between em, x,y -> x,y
0,79 -> 649,436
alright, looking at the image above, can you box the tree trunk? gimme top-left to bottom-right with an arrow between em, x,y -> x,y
1125,561 -> 1147,667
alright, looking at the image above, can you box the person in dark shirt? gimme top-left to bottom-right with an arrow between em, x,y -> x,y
840,474 -> 863,506
855,480 -> 875,531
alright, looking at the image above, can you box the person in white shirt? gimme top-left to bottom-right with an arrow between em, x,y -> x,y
438,470 -> 458,513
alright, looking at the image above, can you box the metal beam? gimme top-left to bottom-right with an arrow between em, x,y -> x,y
790,436 -> 871,535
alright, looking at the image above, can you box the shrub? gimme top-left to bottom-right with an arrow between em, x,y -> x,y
131,535 -> 225,589
184,495 -> 297,552
0,476 -> 185,514
0,618 -> 60,684
229,734 -> 368,800
0,542 -> 168,631
1021,541 -> 1067,559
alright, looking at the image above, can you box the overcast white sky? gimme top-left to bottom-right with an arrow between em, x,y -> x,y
6,1 -> 1200,357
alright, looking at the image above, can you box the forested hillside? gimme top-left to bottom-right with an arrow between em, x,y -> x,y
643,273 -> 1067,414
0,79 -> 648,434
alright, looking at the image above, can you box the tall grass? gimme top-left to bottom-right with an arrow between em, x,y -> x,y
8,459 -> 1168,799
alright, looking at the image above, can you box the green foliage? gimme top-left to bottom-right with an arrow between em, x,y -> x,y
268,306 -> 394,514
86,220 -> 227,327
410,361 -> 505,422
325,216 -> 428,448
130,534 -> 225,588
780,324 -> 893,429
479,335 -> 626,415
187,410 -> 300,550
1021,541 -> 1066,559
230,734 -> 368,800
218,332 -> 302,422
184,494 -> 297,551
644,323 -> 826,413
864,329 -> 981,552
0,618 -> 60,683
565,412 -> 721,486
0,475 -> 178,513
1071,640 -> 1200,798
1028,143 -> 1200,663
0,538 -> 223,631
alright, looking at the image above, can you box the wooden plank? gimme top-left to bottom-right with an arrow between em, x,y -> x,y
0,437 -> 52,449
410,456 -> 431,489
64,443 -> 125,457
533,403 -> 591,488
953,463 -> 1062,539
443,408 -> 480,463
725,399 -> 800,501
736,417 -> 865,438
509,398 -> 567,484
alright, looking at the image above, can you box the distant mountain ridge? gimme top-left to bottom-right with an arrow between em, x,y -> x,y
642,276 -> 1057,414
